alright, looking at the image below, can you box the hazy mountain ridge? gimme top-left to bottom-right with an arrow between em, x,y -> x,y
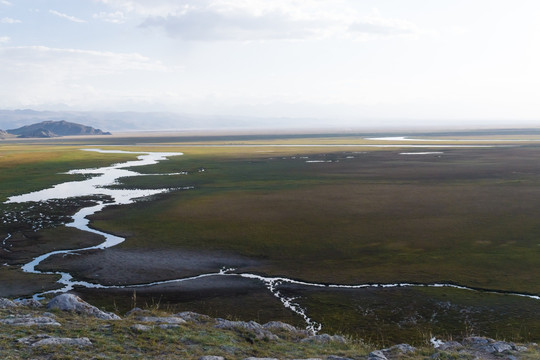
5,120 -> 111,138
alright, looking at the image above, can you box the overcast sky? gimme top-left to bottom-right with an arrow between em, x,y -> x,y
1,0 -> 540,127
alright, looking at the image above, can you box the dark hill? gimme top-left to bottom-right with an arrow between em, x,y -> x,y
7,120 -> 111,138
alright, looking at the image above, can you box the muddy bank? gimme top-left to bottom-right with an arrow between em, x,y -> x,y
37,247 -> 260,286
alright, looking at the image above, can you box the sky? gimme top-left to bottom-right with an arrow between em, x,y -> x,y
1,0 -> 540,128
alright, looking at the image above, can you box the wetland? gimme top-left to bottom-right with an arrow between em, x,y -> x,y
1,132 -> 540,346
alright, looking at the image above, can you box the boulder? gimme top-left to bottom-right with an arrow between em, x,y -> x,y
136,316 -> 186,325
215,319 -> 278,341
438,341 -> 463,351
327,356 -> 353,360
300,334 -> 347,344
176,311 -> 214,324
18,334 -> 91,347
47,294 -> 120,320
18,299 -> 43,308
0,298 -> 18,309
367,350 -> 387,360
198,357 -> 225,360
131,324 -> 153,332
491,341 -> 514,353
262,321 -> 300,333
383,343 -> 416,355
1,315 -> 60,326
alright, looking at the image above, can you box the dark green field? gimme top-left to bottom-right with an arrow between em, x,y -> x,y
1,133 -> 540,345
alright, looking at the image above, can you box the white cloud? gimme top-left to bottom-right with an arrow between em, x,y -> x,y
347,11 -> 419,39
0,36 -> 10,43
1,17 -> 21,24
0,0 -> 11,6
93,11 -> 126,24
49,10 -> 87,23
100,0 -> 420,41
0,45 -> 170,108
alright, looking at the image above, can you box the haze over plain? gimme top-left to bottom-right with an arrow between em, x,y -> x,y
1,0 -> 539,129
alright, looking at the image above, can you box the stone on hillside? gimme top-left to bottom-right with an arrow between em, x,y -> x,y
367,350 -> 388,360
176,311 -> 214,324
215,319 -> 278,341
327,356 -> 354,360
18,334 -> 92,347
1,315 -> 60,326
137,316 -> 186,325
300,334 -> 347,344
262,321 -> 300,333
438,340 -> 463,351
0,298 -> 18,308
383,343 -> 416,355
158,324 -> 181,329
47,293 -> 120,320
243,358 -> 279,360
199,356 -> 225,360
491,341 -> 514,353
131,324 -> 153,332
463,336 -> 490,346
18,299 -> 43,308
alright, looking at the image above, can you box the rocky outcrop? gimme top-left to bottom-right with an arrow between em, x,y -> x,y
136,316 -> 186,325
215,319 -> 279,341
47,294 -> 120,320
300,334 -> 347,344
0,297 -> 18,308
18,334 -> 92,347
1,315 -> 61,326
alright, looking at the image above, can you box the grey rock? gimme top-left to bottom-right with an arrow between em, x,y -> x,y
515,345 -> 529,352
198,357 -> 225,360
300,334 -> 347,344
383,343 -> 416,354
158,324 -> 180,329
216,319 -> 278,341
18,334 -> 91,347
327,356 -> 353,360
0,298 -> 18,308
438,341 -> 463,351
368,350 -> 388,360
243,358 -> 279,360
463,336 -> 490,346
131,324 -> 153,332
492,341 -> 514,353
176,311 -> 214,323
47,294 -> 120,320
262,321 -> 299,332
18,299 -> 43,308
292,358 -> 322,360
137,316 -> 186,325
1,315 -> 60,326
33,337 -> 92,347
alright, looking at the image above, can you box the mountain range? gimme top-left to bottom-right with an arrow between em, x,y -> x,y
1,120 -> 111,138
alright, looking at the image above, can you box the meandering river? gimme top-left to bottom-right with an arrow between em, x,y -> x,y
5,148 -> 539,334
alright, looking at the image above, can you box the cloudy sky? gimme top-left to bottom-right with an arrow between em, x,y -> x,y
1,0 -> 540,127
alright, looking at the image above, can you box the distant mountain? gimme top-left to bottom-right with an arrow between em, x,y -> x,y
7,120 -> 111,138
0,130 -> 10,138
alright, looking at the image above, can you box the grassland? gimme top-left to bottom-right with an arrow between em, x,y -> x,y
2,132 -> 540,344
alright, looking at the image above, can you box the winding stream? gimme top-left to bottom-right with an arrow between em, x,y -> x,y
4,148 -> 540,334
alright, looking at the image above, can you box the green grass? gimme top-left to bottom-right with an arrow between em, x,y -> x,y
93,147 -> 540,294
3,137 -> 540,344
